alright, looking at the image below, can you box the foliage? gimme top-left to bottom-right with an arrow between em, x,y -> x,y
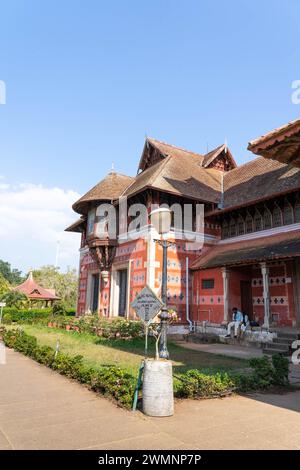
33,265 -> 78,309
2,328 -> 135,408
0,259 -> 24,285
175,354 -> 290,398
175,370 -> 235,398
52,301 -> 67,316
232,355 -> 290,391
1,307 -> 75,324
0,272 -> 10,296
0,290 -> 29,308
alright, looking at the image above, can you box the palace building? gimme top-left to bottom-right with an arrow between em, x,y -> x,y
66,118 -> 300,331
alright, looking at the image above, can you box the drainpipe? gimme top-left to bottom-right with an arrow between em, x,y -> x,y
186,257 -> 193,331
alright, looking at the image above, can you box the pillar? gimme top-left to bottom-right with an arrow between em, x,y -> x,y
261,262 -> 270,329
222,267 -> 229,322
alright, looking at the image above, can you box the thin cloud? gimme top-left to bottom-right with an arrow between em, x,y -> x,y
0,182 -> 81,272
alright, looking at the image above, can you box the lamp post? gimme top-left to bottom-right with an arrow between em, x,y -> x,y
150,207 -> 175,360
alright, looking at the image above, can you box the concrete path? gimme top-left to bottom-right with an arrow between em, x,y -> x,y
1,347 -> 300,450
175,340 -> 264,359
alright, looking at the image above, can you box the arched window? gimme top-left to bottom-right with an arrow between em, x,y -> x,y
295,199 -> 300,223
254,210 -> 262,232
283,201 -> 293,225
229,219 -> 236,237
222,221 -> 229,239
273,205 -> 282,227
245,213 -> 253,233
263,208 -> 272,230
87,208 -> 96,235
237,215 -> 245,236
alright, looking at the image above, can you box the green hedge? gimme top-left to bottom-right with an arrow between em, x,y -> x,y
2,328 -> 135,408
2,307 -> 75,324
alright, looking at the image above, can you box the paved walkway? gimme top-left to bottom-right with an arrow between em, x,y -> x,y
1,347 -> 300,450
175,340 -> 264,359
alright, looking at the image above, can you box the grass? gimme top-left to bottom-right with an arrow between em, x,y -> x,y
7,324 -> 249,376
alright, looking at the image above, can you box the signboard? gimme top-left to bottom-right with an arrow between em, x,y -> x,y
0,303 -> 6,307
131,286 -> 163,325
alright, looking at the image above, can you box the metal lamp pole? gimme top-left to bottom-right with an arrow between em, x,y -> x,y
154,239 -> 175,359
150,207 -> 175,360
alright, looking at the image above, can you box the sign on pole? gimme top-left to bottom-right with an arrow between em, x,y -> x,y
131,286 -> 163,356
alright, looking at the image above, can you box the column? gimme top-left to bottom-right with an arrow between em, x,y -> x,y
221,267 -> 229,322
261,262 -> 270,329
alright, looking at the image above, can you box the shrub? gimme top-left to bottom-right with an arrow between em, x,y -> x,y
52,302 -> 67,317
175,370 -> 235,398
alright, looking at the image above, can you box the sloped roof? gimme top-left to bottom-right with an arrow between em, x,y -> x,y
138,138 -> 204,172
222,157 -> 300,210
248,118 -> 300,168
65,217 -> 86,233
123,152 -> 222,202
13,271 -> 60,300
73,172 -> 134,214
191,229 -> 300,270
248,118 -> 300,152
202,144 -> 237,169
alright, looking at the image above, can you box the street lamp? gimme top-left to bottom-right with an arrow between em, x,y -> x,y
150,207 -> 175,359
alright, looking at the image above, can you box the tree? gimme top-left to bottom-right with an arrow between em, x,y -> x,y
33,265 -> 78,309
0,291 -> 29,308
0,260 -> 24,285
0,272 -> 10,296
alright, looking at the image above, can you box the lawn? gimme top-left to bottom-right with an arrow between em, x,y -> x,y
11,324 -> 248,376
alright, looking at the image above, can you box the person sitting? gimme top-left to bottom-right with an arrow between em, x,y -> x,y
240,313 -> 250,335
225,307 -> 244,338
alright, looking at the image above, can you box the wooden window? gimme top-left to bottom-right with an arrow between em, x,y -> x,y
222,221 -> 229,239
273,206 -> 282,227
254,210 -> 262,231
263,209 -> 272,230
295,200 -> 300,223
87,209 -> 95,235
229,219 -> 236,237
283,203 -> 293,225
202,279 -> 215,289
245,214 -> 253,233
237,216 -> 245,236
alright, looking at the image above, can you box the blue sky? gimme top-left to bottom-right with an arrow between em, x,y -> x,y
0,0 -> 300,273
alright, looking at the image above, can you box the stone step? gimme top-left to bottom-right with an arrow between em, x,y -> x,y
273,337 -> 293,345
263,343 -> 290,355
263,348 -> 290,357
276,332 -> 300,340
264,342 -> 289,352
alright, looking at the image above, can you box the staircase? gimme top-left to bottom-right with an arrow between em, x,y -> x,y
263,330 -> 300,356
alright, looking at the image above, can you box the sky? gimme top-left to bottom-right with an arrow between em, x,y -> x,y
0,0 -> 300,274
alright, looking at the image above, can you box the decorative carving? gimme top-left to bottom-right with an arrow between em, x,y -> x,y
89,245 -> 116,270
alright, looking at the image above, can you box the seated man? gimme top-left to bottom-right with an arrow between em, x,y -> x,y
225,307 -> 244,338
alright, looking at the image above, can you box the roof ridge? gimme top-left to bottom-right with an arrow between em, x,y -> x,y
148,137 -> 203,158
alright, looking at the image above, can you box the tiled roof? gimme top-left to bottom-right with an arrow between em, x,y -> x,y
202,144 -> 237,169
248,118 -> 300,152
191,229 -> 300,270
222,157 -> 300,209
13,271 -> 60,300
65,218 -> 86,232
123,152 -> 222,202
147,138 -> 204,164
73,172 -> 134,214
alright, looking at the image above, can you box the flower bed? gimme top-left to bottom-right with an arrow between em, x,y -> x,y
47,316 -> 144,339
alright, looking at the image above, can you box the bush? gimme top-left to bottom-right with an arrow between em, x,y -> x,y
175,370 -> 235,398
52,302 -> 67,317
2,328 -> 135,409
175,354 -> 290,398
